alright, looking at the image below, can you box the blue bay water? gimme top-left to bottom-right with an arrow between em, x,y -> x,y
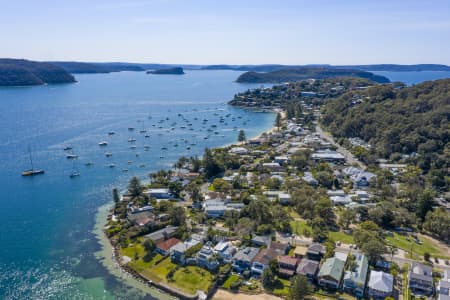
372,70 -> 450,85
0,70 -> 274,299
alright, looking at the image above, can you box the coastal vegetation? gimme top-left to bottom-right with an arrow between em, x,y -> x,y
0,58 -> 76,86
236,67 -> 390,83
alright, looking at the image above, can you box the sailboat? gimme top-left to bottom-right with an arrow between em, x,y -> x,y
69,159 -> 80,178
22,147 -> 45,176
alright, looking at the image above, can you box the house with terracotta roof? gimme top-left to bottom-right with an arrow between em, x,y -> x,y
156,237 -> 181,256
278,255 -> 299,278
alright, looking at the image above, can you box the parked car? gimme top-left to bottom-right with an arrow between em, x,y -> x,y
435,257 -> 439,263
445,260 -> 449,265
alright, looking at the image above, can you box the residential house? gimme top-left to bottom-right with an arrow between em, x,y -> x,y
144,188 -> 173,200
229,147 -> 249,155
343,167 -> 376,187
269,242 -> 290,255
202,199 -> 244,218
296,259 -> 320,281
437,271 -> 450,300
318,257 -> 345,289
274,156 -> 289,165
197,244 -> 219,271
170,238 -> 202,264
293,245 -> 308,259
408,262 -> 434,296
232,247 -> 260,273
367,271 -> 393,299
343,253 -> 369,297
278,255 -> 299,278
311,150 -> 345,163
144,225 -> 178,243
262,162 -> 284,172
302,172 -> 318,186
155,238 -> 181,256
251,235 -> 272,248
307,243 -> 325,261
251,248 -> 279,276
213,241 -> 236,263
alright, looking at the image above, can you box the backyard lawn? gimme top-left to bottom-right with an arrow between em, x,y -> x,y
222,274 -> 240,289
172,266 -> 213,294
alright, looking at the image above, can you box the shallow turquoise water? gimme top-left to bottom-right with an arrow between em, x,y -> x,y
0,70 -> 274,299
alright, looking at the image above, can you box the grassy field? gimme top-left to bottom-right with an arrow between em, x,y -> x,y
328,230 -> 355,244
386,232 -> 450,259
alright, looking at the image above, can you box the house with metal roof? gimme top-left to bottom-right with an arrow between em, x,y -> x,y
408,262 -> 434,296
296,259 -> 319,281
437,271 -> 450,300
367,271 -> 393,299
307,243 -> 325,261
232,247 -> 260,273
144,225 -> 178,243
318,257 -> 345,289
343,253 -> 369,297
251,248 -> 279,276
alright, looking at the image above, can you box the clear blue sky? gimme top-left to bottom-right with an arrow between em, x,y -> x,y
1,0 -> 450,65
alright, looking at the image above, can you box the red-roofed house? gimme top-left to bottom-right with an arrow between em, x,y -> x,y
156,238 -> 181,256
278,255 -> 299,278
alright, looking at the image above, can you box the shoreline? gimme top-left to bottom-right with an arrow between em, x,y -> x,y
93,109 -> 282,299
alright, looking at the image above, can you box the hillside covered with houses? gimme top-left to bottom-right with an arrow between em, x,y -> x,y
105,78 -> 450,300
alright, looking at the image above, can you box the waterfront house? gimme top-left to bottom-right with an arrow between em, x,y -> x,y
197,244 -> 219,271
213,241 -> 236,263
408,262 -> 434,296
437,271 -> 450,300
170,238 -> 202,264
343,253 -> 369,297
318,257 -> 345,289
156,237 -> 181,256
307,243 -> 325,261
232,247 -> 260,273
367,271 -> 393,299
278,255 -> 299,278
144,225 -> 178,243
229,147 -> 249,155
296,259 -> 319,281
251,248 -> 278,276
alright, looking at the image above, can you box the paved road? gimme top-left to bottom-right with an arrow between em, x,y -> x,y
315,124 -> 366,170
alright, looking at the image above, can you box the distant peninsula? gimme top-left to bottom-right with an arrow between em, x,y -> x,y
147,67 -> 185,75
0,59 -> 76,86
236,67 -> 390,83
50,61 -> 146,74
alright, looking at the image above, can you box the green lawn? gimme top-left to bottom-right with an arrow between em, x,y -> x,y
386,233 -> 450,259
120,241 -> 145,258
329,230 -> 355,244
222,274 -> 240,289
172,266 -> 213,294
290,219 -> 312,236
128,254 -> 163,272
141,257 -> 177,282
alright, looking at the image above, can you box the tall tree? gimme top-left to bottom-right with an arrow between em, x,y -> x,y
238,129 -> 246,142
112,188 -> 120,204
289,275 -> 313,300
128,176 -> 143,198
275,112 -> 282,130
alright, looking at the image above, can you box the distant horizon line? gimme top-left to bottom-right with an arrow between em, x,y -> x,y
2,58 -> 450,67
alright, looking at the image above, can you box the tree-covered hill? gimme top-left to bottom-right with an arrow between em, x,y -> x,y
50,61 -> 145,73
0,59 -> 76,86
321,79 -> 450,191
236,68 -> 390,84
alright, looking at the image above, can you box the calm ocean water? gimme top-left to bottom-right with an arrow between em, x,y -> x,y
0,69 -> 448,299
0,70 -> 274,299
